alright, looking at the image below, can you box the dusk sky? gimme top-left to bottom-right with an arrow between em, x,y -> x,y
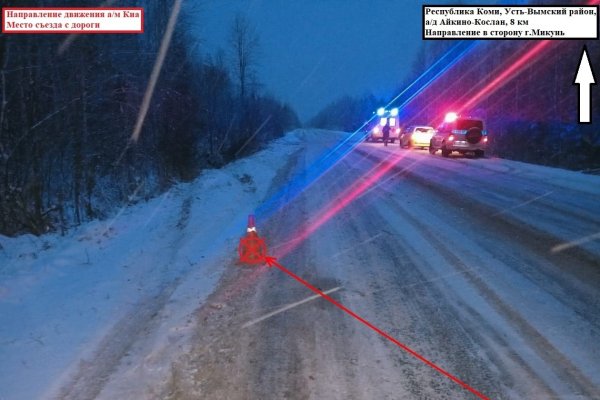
190,0 -> 501,122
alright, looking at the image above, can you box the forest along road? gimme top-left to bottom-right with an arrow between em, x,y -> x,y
166,131 -> 600,400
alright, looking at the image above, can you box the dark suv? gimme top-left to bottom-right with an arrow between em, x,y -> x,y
429,115 -> 488,158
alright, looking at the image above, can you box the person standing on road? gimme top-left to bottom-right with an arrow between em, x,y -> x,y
382,120 -> 391,147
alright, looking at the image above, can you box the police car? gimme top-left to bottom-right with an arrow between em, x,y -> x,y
429,112 -> 488,158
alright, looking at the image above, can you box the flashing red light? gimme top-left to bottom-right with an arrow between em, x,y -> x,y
448,135 -> 455,142
444,112 -> 458,123
483,137 -> 488,143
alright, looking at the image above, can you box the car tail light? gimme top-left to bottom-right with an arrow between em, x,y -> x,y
483,137 -> 488,143
448,135 -> 455,141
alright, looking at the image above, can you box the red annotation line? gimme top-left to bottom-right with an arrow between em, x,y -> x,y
264,256 -> 491,400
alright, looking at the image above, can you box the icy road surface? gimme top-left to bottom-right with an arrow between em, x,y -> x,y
1,130 -> 599,399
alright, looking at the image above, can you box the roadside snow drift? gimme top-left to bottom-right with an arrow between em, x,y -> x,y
0,130 -> 312,400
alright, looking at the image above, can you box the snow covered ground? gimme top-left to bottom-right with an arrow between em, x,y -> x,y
163,136 -> 600,400
0,130 -> 310,400
1,129 -> 599,400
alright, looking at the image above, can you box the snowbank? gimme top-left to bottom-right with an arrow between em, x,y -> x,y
0,130 -> 305,400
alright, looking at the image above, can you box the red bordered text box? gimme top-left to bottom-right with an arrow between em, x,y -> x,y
2,7 -> 144,34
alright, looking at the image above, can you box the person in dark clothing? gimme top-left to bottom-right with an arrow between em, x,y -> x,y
382,121 -> 391,147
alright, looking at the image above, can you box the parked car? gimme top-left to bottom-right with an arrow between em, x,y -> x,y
429,113 -> 488,158
400,126 -> 435,149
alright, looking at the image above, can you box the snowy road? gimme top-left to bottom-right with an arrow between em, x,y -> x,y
2,130 -> 600,399
167,131 -> 600,400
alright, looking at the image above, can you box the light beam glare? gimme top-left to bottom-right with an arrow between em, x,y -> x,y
131,0 -> 183,142
265,36 -> 559,262
261,31 -> 567,260
551,232 -> 600,253
276,150 -> 411,259
458,41 -> 552,114
256,41 -> 479,223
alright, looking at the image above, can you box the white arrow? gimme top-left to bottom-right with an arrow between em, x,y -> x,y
574,46 -> 596,124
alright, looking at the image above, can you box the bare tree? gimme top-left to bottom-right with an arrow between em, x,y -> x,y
229,13 -> 259,102
0,0 -> 299,236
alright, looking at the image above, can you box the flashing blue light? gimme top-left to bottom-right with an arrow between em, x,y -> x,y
256,40 -> 481,222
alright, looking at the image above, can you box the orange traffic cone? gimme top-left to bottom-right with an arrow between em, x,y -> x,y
238,214 -> 267,265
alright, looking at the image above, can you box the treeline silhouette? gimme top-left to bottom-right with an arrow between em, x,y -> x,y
0,1 -> 299,236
